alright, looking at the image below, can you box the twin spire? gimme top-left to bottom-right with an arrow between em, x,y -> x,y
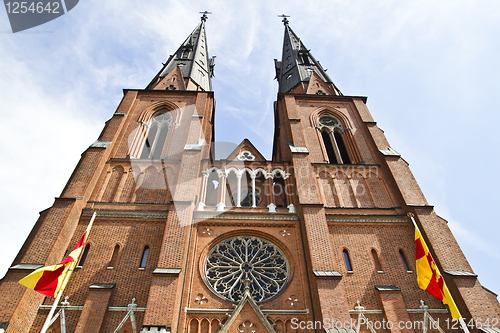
147,13 -> 215,91
148,14 -> 341,96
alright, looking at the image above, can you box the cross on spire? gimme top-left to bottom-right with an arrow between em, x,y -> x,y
200,11 -> 212,22
278,14 -> 290,25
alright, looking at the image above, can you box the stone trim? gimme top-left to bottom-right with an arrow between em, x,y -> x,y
288,143 -> 309,153
141,326 -> 170,333
325,329 -> 356,333
185,308 -> 309,315
55,196 -> 83,201
81,208 -> 169,219
153,268 -> 181,275
445,270 -> 477,277
375,285 -> 400,291
313,270 -> 342,277
10,263 -> 43,270
90,283 -> 116,289
184,138 -> 205,150
349,309 -> 383,314
407,308 -> 448,313
39,305 -> 146,312
379,147 -> 400,156
326,215 -> 407,224
90,140 -> 112,148
196,221 -> 295,228
480,328 -> 500,333
194,211 -> 299,221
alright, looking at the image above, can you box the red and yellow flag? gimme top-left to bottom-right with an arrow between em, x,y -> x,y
19,214 -> 95,297
415,226 -> 461,320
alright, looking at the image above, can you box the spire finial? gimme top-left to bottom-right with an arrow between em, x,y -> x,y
200,11 -> 212,22
278,14 -> 290,25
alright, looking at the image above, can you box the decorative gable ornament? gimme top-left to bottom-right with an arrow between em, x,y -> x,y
237,151 -> 255,161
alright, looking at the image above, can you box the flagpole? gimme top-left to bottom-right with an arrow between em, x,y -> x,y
39,262 -> 75,333
408,213 -> 470,333
39,211 -> 97,333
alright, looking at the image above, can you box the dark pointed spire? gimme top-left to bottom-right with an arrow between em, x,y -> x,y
147,13 -> 215,91
274,19 -> 342,95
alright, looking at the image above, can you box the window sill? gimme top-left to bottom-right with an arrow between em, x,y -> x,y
377,271 -> 384,274
107,267 -> 113,270
347,271 -> 354,274
138,267 -> 145,271
407,270 -> 413,273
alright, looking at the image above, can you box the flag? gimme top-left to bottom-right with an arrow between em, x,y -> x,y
19,215 -> 94,297
415,226 -> 461,320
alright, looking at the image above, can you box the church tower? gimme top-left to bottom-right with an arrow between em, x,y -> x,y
270,16 -> 500,332
1,13 -> 499,333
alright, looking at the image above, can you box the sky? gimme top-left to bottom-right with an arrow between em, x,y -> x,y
1,0 -> 499,300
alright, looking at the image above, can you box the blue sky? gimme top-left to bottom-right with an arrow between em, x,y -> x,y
1,0 -> 499,300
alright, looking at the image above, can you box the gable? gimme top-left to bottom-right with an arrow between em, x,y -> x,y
153,65 -> 187,91
218,286 -> 276,333
305,71 -> 336,95
225,139 -> 266,162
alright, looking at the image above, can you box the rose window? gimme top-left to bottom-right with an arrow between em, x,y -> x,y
204,236 -> 289,303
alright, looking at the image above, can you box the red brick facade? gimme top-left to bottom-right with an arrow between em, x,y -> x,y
0,19 -> 498,333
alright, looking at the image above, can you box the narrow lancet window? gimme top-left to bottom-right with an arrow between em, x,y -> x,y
140,246 -> 149,269
372,249 -> 383,272
335,131 -> 351,164
399,249 -> 410,271
140,110 -> 172,159
343,249 -> 353,272
78,244 -> 90,267
322,130 -> 338,164
318,114 -> 352,164
108,244 -> 120,268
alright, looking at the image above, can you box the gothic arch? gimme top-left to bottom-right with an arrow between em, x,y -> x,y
200,318 -> 210,332
310,107 -> 360,164
163,166 -> 176,201
189,318 -> 199,333
102,165 -> 125,202
137,100 -> 181,124
119,167 -> 136,202
318,171 -> 338,207
351,171 -> 373,208
365,171 -> 393,208
333,171 -> 355,207
129,102 -> 181,159
309,106 -> 352,130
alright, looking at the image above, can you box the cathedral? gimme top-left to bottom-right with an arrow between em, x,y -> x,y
0,13 -> 499,333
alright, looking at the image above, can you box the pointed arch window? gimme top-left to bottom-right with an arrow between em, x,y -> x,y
318,114 -> 351,164
371,249 -> 383,273
321,130 -> 338,164
139,246 -> 149,269
399,249 -> 411,272
343,249 -> 353,272
140,110 -> 172,159
108,244 -> 120,269
78,244 -> 90,267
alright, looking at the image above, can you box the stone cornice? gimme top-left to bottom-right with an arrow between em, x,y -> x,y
81,208 -> 168,219
194,211 -> 299,221
185,308 -> 309,315
196,221 -> 296,228
326,214 -> 407,224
